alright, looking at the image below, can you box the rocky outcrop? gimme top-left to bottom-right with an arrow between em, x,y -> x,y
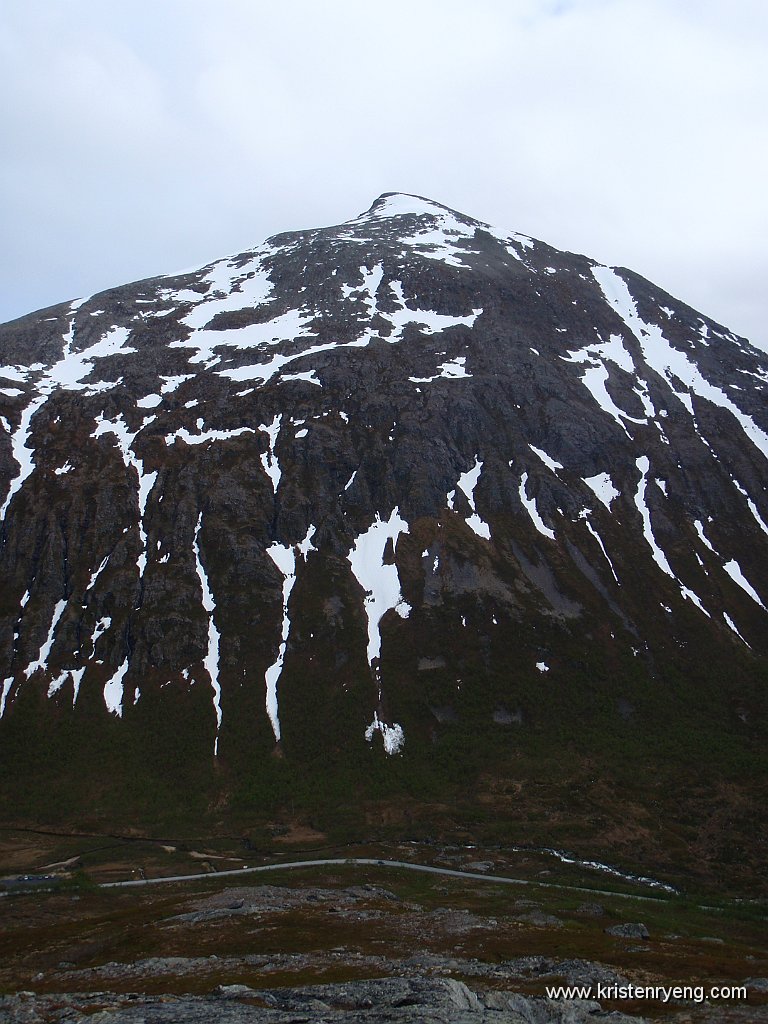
3,977 -> 767,1023
605,923 -> 650,940
0,978 -> 638,1023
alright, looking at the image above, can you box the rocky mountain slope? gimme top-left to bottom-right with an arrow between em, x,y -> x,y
1,194 -> 766,886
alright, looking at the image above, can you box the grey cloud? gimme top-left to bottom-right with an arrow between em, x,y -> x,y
1,0 -> 765,348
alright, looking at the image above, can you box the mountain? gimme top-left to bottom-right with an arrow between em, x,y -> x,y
1,194 -> 766,891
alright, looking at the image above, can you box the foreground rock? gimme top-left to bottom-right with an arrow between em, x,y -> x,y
2,976 -> 767,1023
0,978 -> 634,1023
605,923 -> 650,940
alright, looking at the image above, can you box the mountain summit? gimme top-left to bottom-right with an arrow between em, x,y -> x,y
1,194 -> 766,888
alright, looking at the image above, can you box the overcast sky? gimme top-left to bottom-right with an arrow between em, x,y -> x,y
2,0 -> 766,347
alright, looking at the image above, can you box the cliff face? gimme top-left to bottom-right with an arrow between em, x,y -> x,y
1,194 -> 766,882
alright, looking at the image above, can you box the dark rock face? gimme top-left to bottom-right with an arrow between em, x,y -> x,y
0,194 -> 766,867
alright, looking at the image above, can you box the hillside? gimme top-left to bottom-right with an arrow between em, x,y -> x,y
1,194 -> 766,893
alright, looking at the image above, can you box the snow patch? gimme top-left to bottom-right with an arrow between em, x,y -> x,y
259,414 -> 282,493
264,526 -> 316,742
582,514 -> 620,583
137,394 -> 162,409
593,265 -> 768,461
519,473 -> 555,540
0,678 -> 13,719
723,559 -> 766,610
583,472 -> 619,509
160,374 -> 193,394
448,457 -> 491,539
371,200 -> 481,268
279,369 -> 322,387
529,445 -> 562,473
732,479 -> 768,537
365,712 -> 405,755
47,671 -> 70,698
92,616 -> 111,647
103,659 -> 128,717
410,354 -> 472,383
93,415 -> 156,579
25,599 -> 67,678
723,613 -> 751,647
634,457 -> 674,579
565,332 -> 644,434
348,508 -> 411,669
694,520 -> 716,553
86,555 -> 110,594
168,425 -> 255,446
635,457 -> 709,614
193,513 -> 222,755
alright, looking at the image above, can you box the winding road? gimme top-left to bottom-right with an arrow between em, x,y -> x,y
101,856 -> 671,903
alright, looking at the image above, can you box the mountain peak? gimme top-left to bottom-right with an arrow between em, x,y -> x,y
0,197 -> 766,889
362,192 -> 467,219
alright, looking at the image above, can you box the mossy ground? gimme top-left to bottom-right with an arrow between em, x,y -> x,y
0,858 -> 765,1020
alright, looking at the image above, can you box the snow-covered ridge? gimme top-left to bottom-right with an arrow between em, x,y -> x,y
592,265 -> 768,461
360,192 -> 536,261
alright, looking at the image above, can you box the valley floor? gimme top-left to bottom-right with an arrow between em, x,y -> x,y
1,837 -> 766,1022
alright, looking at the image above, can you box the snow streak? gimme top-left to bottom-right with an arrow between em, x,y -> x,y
0,679 -> 13,719
454,457 -> 491,539
1,311 -> 135,521
593,265 -> 768,461
259,415 -> 282,493
634,457 -> 708,615
93,415 -> 156,580
581,513 -> 620,584
25,599 -> 66,679
348,509 -> 411,670
264,526 -> 316,743
348,509 -> 410,756
103,659 -> 128,717
519,473 -> 555,540
193,513 -> 222,755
